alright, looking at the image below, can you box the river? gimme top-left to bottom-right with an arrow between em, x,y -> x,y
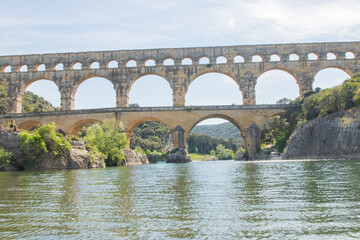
0,160 -> 360,239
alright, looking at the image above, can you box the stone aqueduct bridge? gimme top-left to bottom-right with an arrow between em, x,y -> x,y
0,41 -> 359,113
0,41 -> 359,157
0,105 -> 286,158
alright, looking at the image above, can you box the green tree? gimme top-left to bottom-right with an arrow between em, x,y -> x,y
83,119 -> 127,166
0,83 -> 7,114
22,91 -> 60,113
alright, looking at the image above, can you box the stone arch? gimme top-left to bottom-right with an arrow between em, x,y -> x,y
19,65 -> 28,72
74,75 -> 116,109
144,59 -> 156,67
107,60 -> 118,68
36,64 -> 46,71
181,57 -> 193,65
125,117 -> 171,145
270,54 -> 281,62
313,67 -> 352,90
71,62 -> 82,70
188,70 -> 240,88
128,73 -> 172,107
199,56 -> 210,64
90,61 -> 100,69
18,120 -> 42,131
327,52 -> 337,60
67,119 -> 101,136
1,64 -> 11,73
163,58 -> 175,66
289,53 -> 300,61
126,59 -> 137,68
255,69 -> 300,104
54,63 -> 64,71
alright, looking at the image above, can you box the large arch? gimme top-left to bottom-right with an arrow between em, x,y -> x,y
313,67 -> 352,90
67,119 -> 101,136
18,120 -> 42,131
186,72 -> 243,105
125,116 -> 171,141
255,69 -> 300,104
74,76 -> 116,109
128,74 -> 172,107
19,78 -> 60,113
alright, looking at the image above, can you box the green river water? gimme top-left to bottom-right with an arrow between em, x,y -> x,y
0,159 -> 360,239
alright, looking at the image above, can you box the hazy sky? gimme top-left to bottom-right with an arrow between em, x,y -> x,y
1,0 -> 358,124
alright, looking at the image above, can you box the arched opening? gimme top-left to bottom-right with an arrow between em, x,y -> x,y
270,54 -> 281,62
308,53 -> 318,60
252,55 -> 263,62
313,68 -> 351,90
19,65 -> 28,72
346,52 -> 355,59
234,55 -> 244,63
126,60 -> 137,68
129,120 -> 171,154
289,53 -> 300,61
216,56 -> 227,64
72,62 -> 82,70
188,116 -> 244,160
54,63 -> 64,71
37,64 -> 46,71
108,60 -> 118,68
163,58 -> 174,66
68,119 -> 101,136
129,74 -> 172,107
74,77 -> 116,109
3,65 -> 11,73
199,57 -> 210,65
186,73 -> 242,105
22,79 -> 60,113
145,59 -> 156,67
182,58 -> 192,65
90,62 -> 100,69
255,70 -> 299,104
327,52 -> 337,60
18,120 -> 41,131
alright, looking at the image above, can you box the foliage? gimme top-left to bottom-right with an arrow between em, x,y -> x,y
0,83 -> 7,114
130,121 -> 170,152
18,123 -> 72,168
22,91 -> 60,113
0,149 -> 12,168
83,119 -> 127,166
188,133 -> 241,154
192,122 -> 244,144
215,144 -> 234,160
188,153 -> 217,161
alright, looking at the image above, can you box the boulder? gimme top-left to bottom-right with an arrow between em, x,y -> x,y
166,148 -> 191,163
122,149 -> 149,166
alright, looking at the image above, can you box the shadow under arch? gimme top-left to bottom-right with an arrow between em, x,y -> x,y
256,69 -> 300,103
18,120 -> 42,131
67,119 -> 101,136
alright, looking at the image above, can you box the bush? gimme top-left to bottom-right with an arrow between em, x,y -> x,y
0,149 -> 12,168
83,119 -> 127,166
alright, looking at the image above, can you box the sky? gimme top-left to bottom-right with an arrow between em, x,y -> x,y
1,0 -> 359,125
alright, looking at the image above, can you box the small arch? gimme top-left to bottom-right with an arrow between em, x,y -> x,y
37,64 -> 46,71
289,53 -> 300,61
163,58 -> 175,66
19,65 -> 28,72
181,58 -> 192,65
54,63 -> 64,71
308,53 -> 318,60
3,65 -> 11,73
67,119 -> 101,136
126,117 -> 170,141
234,56 -> 245,63
252,55 -> 263,62
18,120 -> 42,131
327,52 -> 337,60
72,62 -> 82,70
108,60 -> 118,68
126,60 -> 137,68
145,59 -> 156,67
216,56 -> 227,64
90,62 -> 100,69
270,54 -> 281,62
199,57 -> 210,65
345,52 -> 355,59
56,129 -> 66,136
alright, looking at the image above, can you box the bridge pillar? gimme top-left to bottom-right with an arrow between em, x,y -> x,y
246,123 -> 261,159
172,125 -> 185,149
238,76 -> 256,105
7,84 -> 22,113
114,82 -> 129,107
297,72 -> 315,98
173,91 -> 186,106
59,86 -> 74,110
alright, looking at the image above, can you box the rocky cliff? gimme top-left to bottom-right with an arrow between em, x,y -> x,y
121,149 -> 149,166
283,109 -> 360,160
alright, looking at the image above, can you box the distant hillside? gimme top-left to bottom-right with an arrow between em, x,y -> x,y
192,122 -> 242,140
22,91 -> 60,113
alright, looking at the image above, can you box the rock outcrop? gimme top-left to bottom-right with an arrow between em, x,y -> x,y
166,148 -> 191,163
121,149 -> 149,166
283,109 -> 360,160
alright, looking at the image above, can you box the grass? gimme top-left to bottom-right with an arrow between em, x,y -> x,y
189,153 -> 217,161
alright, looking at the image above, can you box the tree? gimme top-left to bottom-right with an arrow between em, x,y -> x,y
0,83 -> 7,114
83,119 -> 127,166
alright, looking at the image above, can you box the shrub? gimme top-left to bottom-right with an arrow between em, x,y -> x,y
0,149 -> 12,168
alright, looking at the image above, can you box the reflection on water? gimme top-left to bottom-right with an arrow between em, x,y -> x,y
0,160 -> 360,239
